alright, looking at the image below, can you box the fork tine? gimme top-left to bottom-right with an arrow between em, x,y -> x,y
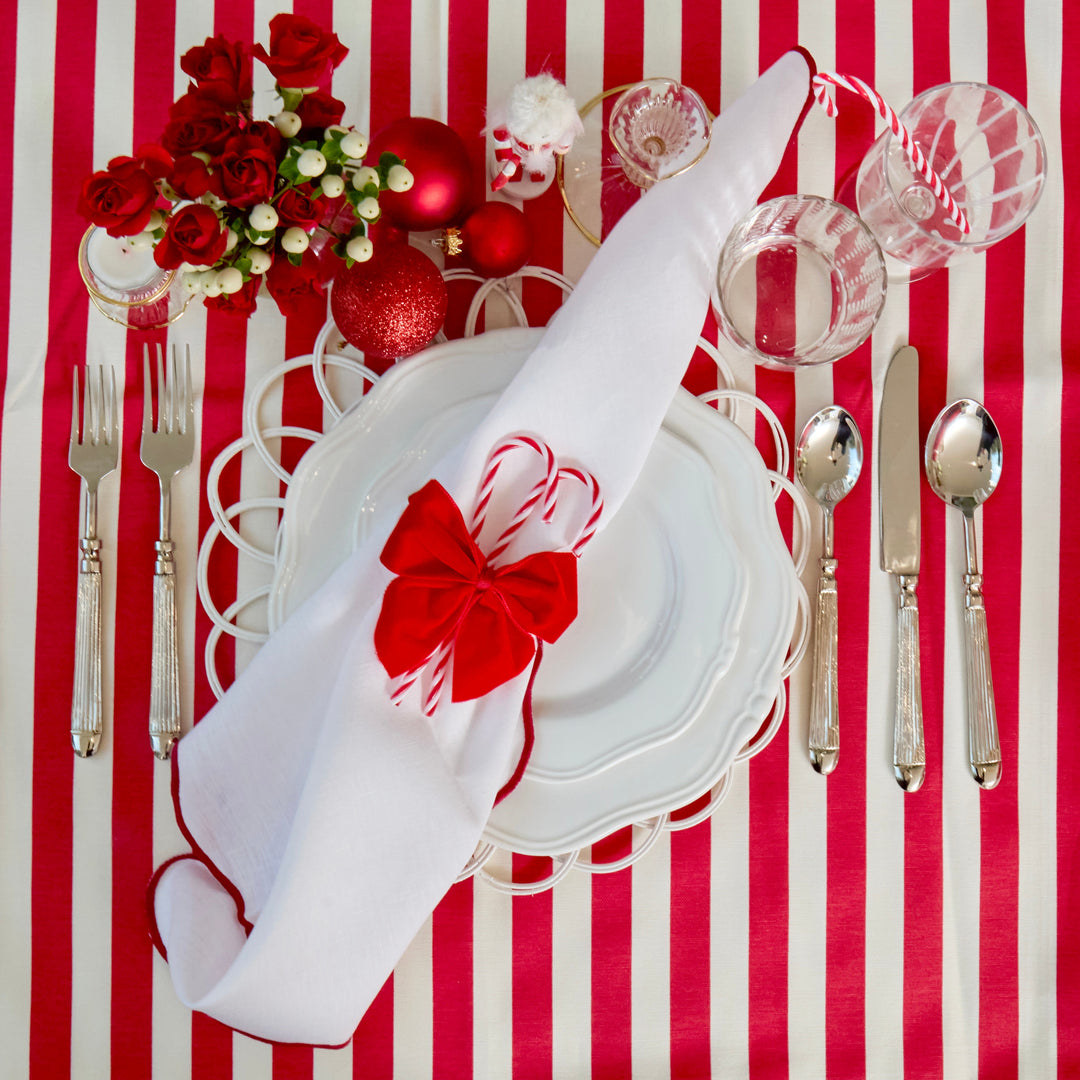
156,342 -> 167,434
170,345 -> 182,434
94,365 -> 105,446
70,366 -> 80,446
108,367 -> 118,447
142,344 -> 153,436
83,363 -> 93,445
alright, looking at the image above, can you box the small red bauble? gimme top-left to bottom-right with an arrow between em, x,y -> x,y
369,117 -> 474,231
330,244 -> 448,365
458,202 -> 533,278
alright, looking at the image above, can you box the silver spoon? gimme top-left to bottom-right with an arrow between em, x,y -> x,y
796,407 -> 864,774
925,399 -> 1003,789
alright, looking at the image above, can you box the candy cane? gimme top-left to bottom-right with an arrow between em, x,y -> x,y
471,434 -> 559,551
812,71 -> 971,235
553,466 -> 604,555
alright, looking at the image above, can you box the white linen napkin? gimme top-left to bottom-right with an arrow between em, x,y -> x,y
151,50 -> 813,1046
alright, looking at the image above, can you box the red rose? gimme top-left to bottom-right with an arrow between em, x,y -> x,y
180,35 -> 253,99
77,158 -> 160,237
275,187 -> 326,229
252,14 -> 348,87
265,250 -> 325,317
295,90 -> 345,132
243,120 -> 284,159
169,154 -> 217,200
154,204 -> 227,269
130,143 -> 173,179
203,275 -> 260,317
162,84 -> 240,157
215,133 -> 278,209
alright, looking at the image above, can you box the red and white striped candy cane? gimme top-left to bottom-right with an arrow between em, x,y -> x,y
812,71 -> 971,235
552,466 -> 604,556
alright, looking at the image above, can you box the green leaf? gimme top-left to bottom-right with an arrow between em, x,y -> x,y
363,183 -> 380,200
378,152 -> 402,171
344,256 -> 355,269
287,251 -> 303,267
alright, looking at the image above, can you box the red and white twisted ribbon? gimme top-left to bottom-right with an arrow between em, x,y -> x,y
812,71 -> 971,235
391,434 -> 604,716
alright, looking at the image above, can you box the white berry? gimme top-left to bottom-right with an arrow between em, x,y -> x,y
323,124 -> 348,140
225,228 -> 239,252
351,166 -> 379,191
249,203 -> 278,231
356,196 -> 380,221
273,111 -> 302,138
248,247 -> 272,274
126,230 -> 155,250
281,227 -> 310,253
147,209 -> 165,231
202,272 -> 223,298
320,173 -> 346,198
386,164 -> 414,193
346,235 -> 374,262
217,267 -> 244,294
296,149 -> 327,178
181,271 -> 206,294
340,130 -> 368,159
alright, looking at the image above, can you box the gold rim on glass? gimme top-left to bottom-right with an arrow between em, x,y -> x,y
78,226 -> 174,307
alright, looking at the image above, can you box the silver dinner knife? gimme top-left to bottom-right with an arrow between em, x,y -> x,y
879,345 -> 926,792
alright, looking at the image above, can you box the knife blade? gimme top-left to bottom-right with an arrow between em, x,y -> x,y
878,344 -> 926,792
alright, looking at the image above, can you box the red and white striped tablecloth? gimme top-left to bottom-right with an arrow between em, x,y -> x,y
1,0 -> 1075,1076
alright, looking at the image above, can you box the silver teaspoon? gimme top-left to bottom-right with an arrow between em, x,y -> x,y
796,407 -> 864,774
925,399 -> 1003,789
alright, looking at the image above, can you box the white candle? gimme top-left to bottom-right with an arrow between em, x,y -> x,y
85,227 -> 162,291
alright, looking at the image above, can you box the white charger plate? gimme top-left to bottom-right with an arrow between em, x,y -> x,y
269,328 -> 798,853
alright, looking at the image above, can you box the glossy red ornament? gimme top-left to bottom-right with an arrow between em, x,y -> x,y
330,243 -> 448,365
369,117 -> 474,230
458,201 -> 533,278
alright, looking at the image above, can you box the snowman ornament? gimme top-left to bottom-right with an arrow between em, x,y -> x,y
487,73 -> 585,199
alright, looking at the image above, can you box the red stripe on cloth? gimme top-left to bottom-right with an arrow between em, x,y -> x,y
978,10 -> 1030,1076
680,0 -> 723,116
591,828 -> 634,1078
669,825 -> 711,1078
29,0 -> 97,1074
512,858 -> 552,1078
0,0 -> 15,450
1060,0 -> 1080,1069
825,6 -> 875,1078
599,0 -> 643,243
521,0 -> 566,328
369,0 -> 412,139
353,977 -> 394,1079
449,0 -> 488,213
108,9 -> 177,1079
191,1014 -> 233,1080
432,880 -> 474,1078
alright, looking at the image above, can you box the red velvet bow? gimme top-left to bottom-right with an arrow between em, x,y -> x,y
375,480 -> 578,702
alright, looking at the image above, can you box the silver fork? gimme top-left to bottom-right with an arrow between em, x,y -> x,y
68,365 -> 119,757
140,343 -> 195,759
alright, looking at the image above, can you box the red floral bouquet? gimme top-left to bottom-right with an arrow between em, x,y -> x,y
77,14 -> 412,318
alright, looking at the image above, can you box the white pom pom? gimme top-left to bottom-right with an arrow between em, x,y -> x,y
281,227 -> 310,253
274,111 -> 302,138
346,235 -> 374,262
387,164 -> 413,192
320,173 -> 346,198
249,203 -> 278,231
248,247 -> 272,274
340,130 -> 368,158
502,73 -> 584,149
297,149 -> 327,178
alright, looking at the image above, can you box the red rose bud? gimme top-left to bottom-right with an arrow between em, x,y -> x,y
154,204 -> 227,269
169,155 -> 217,200
252,13 -> 348,88
162,85 -> 241,157
77,159 -> 160,238
180,34 -> 254,99
215,133 -> 278,209
243,120 -> 284,159
275,187 -> 327,230
131,143 -> 173,180
295,90 -> 346,132
265,249 -> 325,318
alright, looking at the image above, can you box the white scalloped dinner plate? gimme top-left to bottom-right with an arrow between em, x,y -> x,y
269,328 -> 798,854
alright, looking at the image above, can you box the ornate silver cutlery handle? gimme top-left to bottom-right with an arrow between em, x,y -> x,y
893,575 -> 925,792
71,537 -> 103,757
809,556 -> 839,774
149,540 -> 181,759
963,572 -> 1000,788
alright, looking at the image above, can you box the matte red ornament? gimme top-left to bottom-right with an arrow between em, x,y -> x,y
458,201 -> 533,278
369,117 -> 474,231
330,243 -> 448,365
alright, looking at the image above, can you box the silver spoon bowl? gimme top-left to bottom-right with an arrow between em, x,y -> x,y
925,399 -> 1003,788
796,406 -> 863,774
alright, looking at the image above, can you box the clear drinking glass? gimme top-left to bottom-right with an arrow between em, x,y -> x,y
608,78 -> 711,188
854,82 -> 1047,280
713,195 -> 887,369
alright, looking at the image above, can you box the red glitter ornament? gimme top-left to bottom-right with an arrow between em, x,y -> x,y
369,117 -> 474,231
458,202 -> 533,278
330,244 -> 448,367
